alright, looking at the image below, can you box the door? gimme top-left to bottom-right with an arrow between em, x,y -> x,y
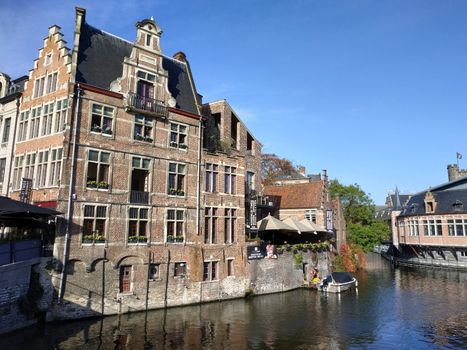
137,80 -> 154,111
120,266 -> 131,293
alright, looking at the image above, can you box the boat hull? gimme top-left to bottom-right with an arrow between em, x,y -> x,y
321,278 -> 358,293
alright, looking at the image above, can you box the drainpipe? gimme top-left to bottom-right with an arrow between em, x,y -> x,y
5,96 -> 21,197
195,117 -> 203,235
58,84 -> 81,302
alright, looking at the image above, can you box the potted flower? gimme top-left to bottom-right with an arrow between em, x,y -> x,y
176,189 -> 185,196
94,234 -> 106,243
167,235 -> 174,243
144,136 -> 153,143
169,188 -> 177,195
98,181 -> 109,189
91,124 -> 102,133
82,234 -> 94,243
179,143 -> 187,149
175,236 -> 184,243
170,141 -> 178,147
87,180 -> 97,188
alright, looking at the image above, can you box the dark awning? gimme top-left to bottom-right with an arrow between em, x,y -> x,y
0,196 -> 61,218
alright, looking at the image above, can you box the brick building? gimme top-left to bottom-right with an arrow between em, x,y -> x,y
6,8 -> 262,315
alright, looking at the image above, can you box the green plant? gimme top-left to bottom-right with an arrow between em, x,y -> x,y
98,181 -> 109,189
294,252 -> 303,269
86,180 -> 97,188
128,235 -> 147,243
276,246 -> 284,254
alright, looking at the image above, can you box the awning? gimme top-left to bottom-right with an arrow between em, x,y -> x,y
0,196 -> 61,218
282,217 -> 315,234
299,219 -> 327,233
257,213 -> 296,232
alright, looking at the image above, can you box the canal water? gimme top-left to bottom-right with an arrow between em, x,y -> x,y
2,254 -> 466,349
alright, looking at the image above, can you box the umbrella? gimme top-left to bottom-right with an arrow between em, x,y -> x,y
257,213 -> 296,232
0,196 -> 61,217
282,217 -> 315,234
299,219 -> 327,234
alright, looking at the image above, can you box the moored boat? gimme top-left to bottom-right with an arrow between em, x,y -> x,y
320,272 -> 358,293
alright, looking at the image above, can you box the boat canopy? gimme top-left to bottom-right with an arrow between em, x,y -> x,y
331,272 -> 354,284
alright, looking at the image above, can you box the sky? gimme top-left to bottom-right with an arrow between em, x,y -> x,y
1,0 -> 467,204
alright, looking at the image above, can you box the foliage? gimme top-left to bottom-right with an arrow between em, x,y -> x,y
294,252 -> 303,268
329,179 -> 375,225
348,222 -> 390,253
261,153 -> 301,185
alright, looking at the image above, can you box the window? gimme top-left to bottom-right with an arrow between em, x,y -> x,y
174,262 -> 186,277
45,72 -> 58,94
1,118 -> 10,143
425,201 -> 434,213
204,207 -> 218,244
137,70 -> 156,83
29,107 -> 41,139
168,162 -> 186,196
130,157 -> 151,203
134,115 -> 153,142
423,219 -> 443,236
90,104 -> 114,135
0,158 -> 6,186
227,259 -> 234,277
205,163 -> 218,192
453,200 -> 464,212
146,34 -> 151,47
408,220 -> 420,236
246,171 -> 255,195
42,102 -> 54,136
45,53 -> 52,66
167,209 -> 184,243
82,205 -> 107,243
54,99 -> 68,132
224,166 -> 236,194
49,148 -> 62,186
455,219 -> 465,236
33,77 -> 45,98
24,153 -> 36,181
12,155 -> 24,190
149,263 -> 160,280
169,123 -> 188,149
203,261 -> 218,281
224,208 -> 237,243
17,111 -> 29,141
128,207 -> 148,243
36,150 -> 49,188
120,266 -> 132,293
87,150 -> 110,189
305,209 -> 317,224
460,251 -> 467,258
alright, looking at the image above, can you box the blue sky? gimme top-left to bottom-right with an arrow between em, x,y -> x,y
1,0 -> 467,204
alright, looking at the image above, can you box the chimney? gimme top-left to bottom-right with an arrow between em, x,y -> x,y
322,169 -> 328,182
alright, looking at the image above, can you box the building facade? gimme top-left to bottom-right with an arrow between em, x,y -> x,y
5,8 -> 263,316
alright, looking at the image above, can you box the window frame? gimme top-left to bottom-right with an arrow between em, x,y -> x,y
169,122 -> 188,150
205,163 -> 218,193
203,261 -> 218,282
224,208 -> 237,244
89,103 -> 115,136
168,162 -> 186,196
174,262 -> 187,277
86,149 -> 111,190
224,166 -> 236,194
133,115 -> 154,143
166,208 -> 185,243
128,207 -> 149,244
81,204 -> 108,244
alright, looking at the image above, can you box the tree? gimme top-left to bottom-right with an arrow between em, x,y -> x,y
329,179 -> 375,225
261,153 -> 300,185
329,179 -> 389,252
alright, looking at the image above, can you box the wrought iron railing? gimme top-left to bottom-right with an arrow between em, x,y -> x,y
130,190 -> 149,204
127,93 -> 168,118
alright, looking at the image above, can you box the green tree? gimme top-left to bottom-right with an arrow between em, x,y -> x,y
329,179 -> 389,252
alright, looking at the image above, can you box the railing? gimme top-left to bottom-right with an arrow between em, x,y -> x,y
130,190 -> 149,204
0,239 -> 43,266
127,92 -> 168,118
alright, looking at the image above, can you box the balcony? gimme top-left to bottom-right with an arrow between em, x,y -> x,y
126,92 -> 168,119
130,190 -> 149,204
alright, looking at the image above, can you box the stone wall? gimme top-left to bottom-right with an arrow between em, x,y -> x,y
0,257 -> 54,334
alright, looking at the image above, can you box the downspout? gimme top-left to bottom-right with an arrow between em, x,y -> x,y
5,95 -> 21,197
58,83 -> 81,302
195,117 -> 203,235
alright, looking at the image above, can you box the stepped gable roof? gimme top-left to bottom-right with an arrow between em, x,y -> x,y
263,181 -> 324,209
399,177 -> 467,217
76,22 -> 198,114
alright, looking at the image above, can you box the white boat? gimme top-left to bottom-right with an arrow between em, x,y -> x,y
320,272 -> 358,293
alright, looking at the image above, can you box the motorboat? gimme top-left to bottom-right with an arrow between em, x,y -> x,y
320,272 -> 358,293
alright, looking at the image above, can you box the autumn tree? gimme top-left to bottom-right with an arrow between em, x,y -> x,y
261,153 -> 301,185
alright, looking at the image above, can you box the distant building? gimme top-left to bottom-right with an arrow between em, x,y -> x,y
263,169 -> 346,251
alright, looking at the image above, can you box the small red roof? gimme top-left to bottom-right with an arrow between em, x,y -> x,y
263,182 -> 324,209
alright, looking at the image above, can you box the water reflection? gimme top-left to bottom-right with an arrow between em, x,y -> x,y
1,254 -> 466,349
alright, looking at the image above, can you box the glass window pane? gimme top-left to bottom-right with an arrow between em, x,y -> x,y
142,159 -> 150,169
132,157 -> 141,168
100,152 -> 110,163
92,104 -> 102,114
89,150 -> 99,161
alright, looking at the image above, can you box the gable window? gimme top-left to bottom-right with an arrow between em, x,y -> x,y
168,162 -> 186,196
169,123 -> 187,149
29,107 -> 41,139
82,205 -> 107,243
1,118 -> 10,143
128,207 -> 148,244
33,77 -> 45,98
17,111 -> 29,141
453,200 -> 463,212
45,72 -> 58,94
224,208 -> 237,243
49,148 -> 63,186
425,201 -> 434,213
134,115 -> 153,142
136,71 -> 156,111
86,150 -> 110,189
145,34 -> 152,47
91,104 -> 114,135
54,99 -> 68,132
166,209 -> 184,243
204,207 -> 218,244
224,166 -> 236,194
36,150 -> 49,188
205,163 -> 218,192
174,262 -> 186,277
42,102 -> 54,136
203,261 -> 218,281
44,53 -> 52,66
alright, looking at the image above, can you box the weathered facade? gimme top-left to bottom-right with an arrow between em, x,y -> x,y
2,7 -> 265,318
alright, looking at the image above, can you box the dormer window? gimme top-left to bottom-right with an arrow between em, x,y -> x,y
425,201 -> 434,213
453,200 -> 463,212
